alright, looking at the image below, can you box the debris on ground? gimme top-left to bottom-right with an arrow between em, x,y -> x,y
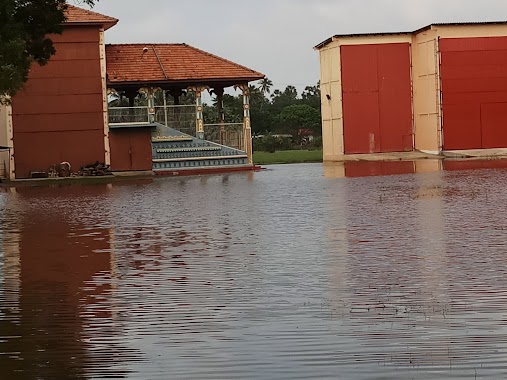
76,161 -> 112,177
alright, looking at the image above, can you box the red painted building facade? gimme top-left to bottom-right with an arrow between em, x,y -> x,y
10,6 -> 117,179
440,37 -> 507,150
317,22 -> 507,160
341,43 -> 413,154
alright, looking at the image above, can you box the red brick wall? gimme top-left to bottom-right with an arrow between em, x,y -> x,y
11,26 -> 105,178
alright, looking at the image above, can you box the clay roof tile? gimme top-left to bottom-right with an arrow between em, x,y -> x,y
64,4 -> 118,30
106,43 -> 264,85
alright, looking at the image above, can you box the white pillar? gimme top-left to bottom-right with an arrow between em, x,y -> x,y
240,85 -> 253,165
99,30 -> 111,166
0,101 -> 15,180
195,88 -> 204,139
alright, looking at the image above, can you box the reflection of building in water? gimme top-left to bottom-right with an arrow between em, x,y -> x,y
324,165 -> 454,368
0,190 -> 21,312
324,160 -> 444,179
0,185 -> 129,379
324,159 -> 507,179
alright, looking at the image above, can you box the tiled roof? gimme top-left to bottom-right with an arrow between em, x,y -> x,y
106,44 -> 265,85
64,4 -> 118,30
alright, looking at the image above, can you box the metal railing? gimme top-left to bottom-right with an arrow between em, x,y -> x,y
203,123 -> 245,151
154,105 -> 196,137
109,106 -> 150,125
108,106 -> 246,151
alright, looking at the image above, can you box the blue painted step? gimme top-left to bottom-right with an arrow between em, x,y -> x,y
150,124 -> 249,171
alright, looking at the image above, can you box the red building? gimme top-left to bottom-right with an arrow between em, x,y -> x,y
316,22 -> 507,160
0,5 -> 263,180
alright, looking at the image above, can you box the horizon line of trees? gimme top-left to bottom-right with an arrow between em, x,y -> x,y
212,78 -> 323,151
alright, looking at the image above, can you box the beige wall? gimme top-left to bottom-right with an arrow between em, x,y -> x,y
100,29 -> 111,166
412,29 -> 441,153
320,43 -> 344,161
318,24 -> 507,159
0,103 -> 14,180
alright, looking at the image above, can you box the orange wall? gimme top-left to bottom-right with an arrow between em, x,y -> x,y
109,129 -> 153,171
11,26 -> 106,178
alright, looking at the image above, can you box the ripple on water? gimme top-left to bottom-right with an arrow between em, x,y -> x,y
1,163 -> 507,379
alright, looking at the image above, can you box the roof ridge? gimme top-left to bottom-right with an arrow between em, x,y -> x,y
66,4 -> 118,22
64,4 -> 118,30
152,45 -> 169,80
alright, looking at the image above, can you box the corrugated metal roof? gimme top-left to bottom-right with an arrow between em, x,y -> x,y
315,21 -> 507,49
106,43 -> 265,85
64,4 -> 118,30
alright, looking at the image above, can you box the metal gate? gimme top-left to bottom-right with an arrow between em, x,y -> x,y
341,43 -> 414,154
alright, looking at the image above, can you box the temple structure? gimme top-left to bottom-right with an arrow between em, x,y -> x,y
0,5 -> 264,180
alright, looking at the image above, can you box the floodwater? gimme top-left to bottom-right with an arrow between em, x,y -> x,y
2,160 -> 507,379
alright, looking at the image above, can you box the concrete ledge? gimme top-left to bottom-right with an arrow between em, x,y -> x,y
324,151 -> 440,162
112,170 -> 154,177
325,148 -> 507,162
0,172 -> 154,187
153,164 -> 261,177
442,148 -> 507,159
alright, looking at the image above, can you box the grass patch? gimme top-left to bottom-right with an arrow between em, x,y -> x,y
253,150 -> 323,165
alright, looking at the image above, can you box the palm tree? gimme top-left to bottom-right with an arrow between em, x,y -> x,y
257,77 -> 273,96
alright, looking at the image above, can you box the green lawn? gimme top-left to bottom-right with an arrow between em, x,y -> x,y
253,150 -> 323,165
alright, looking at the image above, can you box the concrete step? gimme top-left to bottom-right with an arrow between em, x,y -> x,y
153,156 -> 248,171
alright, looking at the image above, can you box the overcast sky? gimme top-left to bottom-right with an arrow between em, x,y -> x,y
89,0 -> 507,94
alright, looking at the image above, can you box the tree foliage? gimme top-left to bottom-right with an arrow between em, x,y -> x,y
197,79 -> 322,151
0,0 -> 96,101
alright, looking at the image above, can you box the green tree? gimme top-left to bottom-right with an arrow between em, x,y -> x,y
0,0 -> 96,102
276,104 -> 321,142
301,82 -> 321,109
257,77 -> 273,96
270,85 -> 299,115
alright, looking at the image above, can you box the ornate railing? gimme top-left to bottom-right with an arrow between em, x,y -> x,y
203,123 -> 244,151
108,106 -> 245,151
154,105 -> 196,137
108,106 -> 150,125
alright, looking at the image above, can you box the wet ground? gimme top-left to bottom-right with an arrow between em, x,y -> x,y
1,161 -> 507,379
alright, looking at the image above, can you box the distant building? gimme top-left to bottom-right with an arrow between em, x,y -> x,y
0,5 -> 264,180
316,22 -> 507,160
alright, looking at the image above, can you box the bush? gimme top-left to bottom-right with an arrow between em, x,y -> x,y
306,136 -> 323,150
253,134 -> 293,153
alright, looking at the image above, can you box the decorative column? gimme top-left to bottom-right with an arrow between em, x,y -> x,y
214,87 -> 225,145
147,88 -> 156,124
139,87 -> 157,123
189,86 -> 207,139
162,90 -> 168,127
239,84 -> 253,165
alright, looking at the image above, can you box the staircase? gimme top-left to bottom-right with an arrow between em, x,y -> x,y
151,124 -> 250,173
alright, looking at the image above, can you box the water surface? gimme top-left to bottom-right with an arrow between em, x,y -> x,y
1,161 -> 507,379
